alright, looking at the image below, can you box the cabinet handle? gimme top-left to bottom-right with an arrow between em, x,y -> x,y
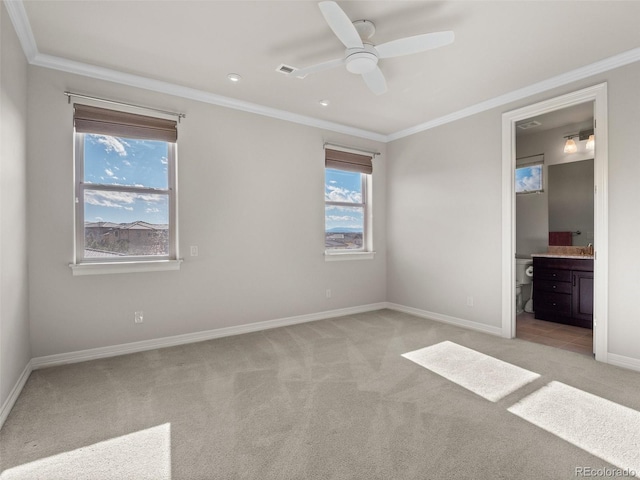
573,275 -> 576,287
552,285 -> 556,289
552,303 -> 557,306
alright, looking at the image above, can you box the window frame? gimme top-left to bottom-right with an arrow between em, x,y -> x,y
515,154 -> 544,195
324,167 -> 374,260
72,131 -> 179,273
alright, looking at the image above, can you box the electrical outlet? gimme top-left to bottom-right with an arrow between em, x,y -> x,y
134,311 -> 144,323
466,296 -> 474,307
190,246 -> 199,257
326,289 -> 332,299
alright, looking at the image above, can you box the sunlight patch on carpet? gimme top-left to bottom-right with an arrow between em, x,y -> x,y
0,423 -> 171,480
508,381 -> 640,477
402,341 -> 540,402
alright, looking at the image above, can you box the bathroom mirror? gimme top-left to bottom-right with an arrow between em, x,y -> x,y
548,159 -> 594,247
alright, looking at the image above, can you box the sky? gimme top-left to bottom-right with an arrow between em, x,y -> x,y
83,134 -> 169,224
515,164 -> 543,194
325,168 -> 364,232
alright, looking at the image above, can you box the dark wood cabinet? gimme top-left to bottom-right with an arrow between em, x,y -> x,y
532,257 -> 593,329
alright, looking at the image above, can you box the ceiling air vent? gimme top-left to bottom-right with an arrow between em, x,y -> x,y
517,120 -> 542,131
276,64 -> 296,75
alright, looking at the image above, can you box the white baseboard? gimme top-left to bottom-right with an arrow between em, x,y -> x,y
386,302 -> 504,337
31,302 -> 388,370
607,353 -> 640,373
0,361 -> 33,431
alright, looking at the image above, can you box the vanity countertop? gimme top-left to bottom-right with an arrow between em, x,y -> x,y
531,253 -> 594,259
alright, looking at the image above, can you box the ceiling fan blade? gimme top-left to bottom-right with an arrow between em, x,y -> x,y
293,58 -> 344,78
376,31 -> 455,59
318,1 -> 363,49
362,66 -> 387,95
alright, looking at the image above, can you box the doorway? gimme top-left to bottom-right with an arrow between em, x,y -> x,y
515,104 -> 594,354
501,84 -> 609,363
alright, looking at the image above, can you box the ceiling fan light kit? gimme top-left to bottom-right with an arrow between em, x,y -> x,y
285,1 -> 454,95
345,46 -> 378,74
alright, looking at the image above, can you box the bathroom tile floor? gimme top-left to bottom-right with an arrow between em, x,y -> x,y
516,312 -> 594,356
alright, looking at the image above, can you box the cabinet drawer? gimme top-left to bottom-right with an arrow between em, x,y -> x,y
535,280 -> 572,295
534,269 -> 571,282
534,291 -> 571,315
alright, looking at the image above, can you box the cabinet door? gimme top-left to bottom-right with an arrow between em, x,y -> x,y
572,271 -> 594,326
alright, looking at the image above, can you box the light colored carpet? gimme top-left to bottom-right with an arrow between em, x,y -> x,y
0,424 -> 171,480
402,340 -> 540,401
508,381 -> 640,478
3,309 -> 640,479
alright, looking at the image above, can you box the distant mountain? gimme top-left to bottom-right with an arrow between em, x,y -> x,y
326,227 -> 363,233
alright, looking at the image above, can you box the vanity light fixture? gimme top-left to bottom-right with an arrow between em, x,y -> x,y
563,128 -> 594,154
586,134 -> 595,151
319,99 -> 330,107
227,73 -> 242,83
563,135 -> 578,154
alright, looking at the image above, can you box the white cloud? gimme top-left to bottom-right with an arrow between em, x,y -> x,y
160,156 -> 168,165
327,215 -> 358,222
139,194 -> 164,203
516,167 -> 542,192
85,190 -> 136,209
92,135 -> 129,157
325,186 -> 362,203
145,207 -> 160,214
85,190 -> 166,210
104,168 -> 119,180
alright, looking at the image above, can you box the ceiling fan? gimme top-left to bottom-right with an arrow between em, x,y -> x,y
288,1 -> 455,95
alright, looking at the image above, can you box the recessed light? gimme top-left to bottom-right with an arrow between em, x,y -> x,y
227,73 -> 242,83
319,99 -> 330,107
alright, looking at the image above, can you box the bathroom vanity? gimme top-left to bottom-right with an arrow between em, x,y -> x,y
532,255 -> 594,329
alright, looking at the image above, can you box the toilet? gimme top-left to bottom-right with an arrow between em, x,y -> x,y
515,258 -> 534,314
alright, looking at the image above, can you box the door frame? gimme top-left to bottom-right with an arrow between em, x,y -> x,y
501,83 -> 609,362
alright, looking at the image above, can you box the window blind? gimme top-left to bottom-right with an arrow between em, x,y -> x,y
325,148 -> 373,174
74,104 -> 178,143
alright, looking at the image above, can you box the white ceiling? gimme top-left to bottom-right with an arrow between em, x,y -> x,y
11,1 -> 640,140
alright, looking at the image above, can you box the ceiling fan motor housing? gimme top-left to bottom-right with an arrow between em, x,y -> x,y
345,44 -> 379,74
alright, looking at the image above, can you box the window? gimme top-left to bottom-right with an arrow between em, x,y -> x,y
73,104 -> 178,269
515,154 -> 544,194
324,148 -> 373,255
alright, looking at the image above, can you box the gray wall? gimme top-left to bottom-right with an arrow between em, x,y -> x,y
26,67 -> 387,358
386,112 -> 503,328
387,61 -> 640,361
1,3 -> 31,410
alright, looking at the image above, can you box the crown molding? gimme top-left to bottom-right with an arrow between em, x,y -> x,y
3,0 -> 37,61
388,46 -> 640,141
31,52 -> 387,143
7,0 -> 640,144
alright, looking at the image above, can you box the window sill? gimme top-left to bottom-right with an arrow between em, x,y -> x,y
324,251 -> 375,262
69,259 -> 183,276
